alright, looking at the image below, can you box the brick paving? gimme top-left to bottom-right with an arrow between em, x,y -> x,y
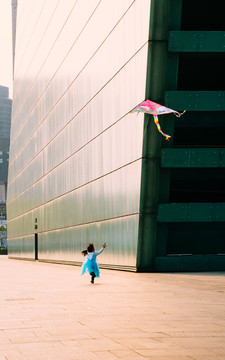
0,255 -> 225,360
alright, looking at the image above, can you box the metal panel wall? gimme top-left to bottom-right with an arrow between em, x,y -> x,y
7,0 -> 151,269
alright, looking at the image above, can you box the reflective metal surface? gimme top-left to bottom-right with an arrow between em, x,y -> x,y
7,0 -> 151,269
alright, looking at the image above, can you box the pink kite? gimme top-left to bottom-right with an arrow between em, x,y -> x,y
131,99 -> 185,140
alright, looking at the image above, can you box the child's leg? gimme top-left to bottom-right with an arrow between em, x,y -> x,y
90,272 -> 95,284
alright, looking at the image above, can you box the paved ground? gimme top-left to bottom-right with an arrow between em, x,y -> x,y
0,255 -> 225,360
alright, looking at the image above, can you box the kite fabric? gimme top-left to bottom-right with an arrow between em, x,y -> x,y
131,99 -> 185,140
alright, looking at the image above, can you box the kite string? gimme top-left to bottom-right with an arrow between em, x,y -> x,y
153,115 -> 171,141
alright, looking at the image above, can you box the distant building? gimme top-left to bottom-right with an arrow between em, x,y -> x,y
7,1 -> 225,271
11,0 -> 17,76
0,226 -> 7,249
0,86 -> 11,221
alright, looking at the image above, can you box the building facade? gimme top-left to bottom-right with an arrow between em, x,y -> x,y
7,0 -> 225,271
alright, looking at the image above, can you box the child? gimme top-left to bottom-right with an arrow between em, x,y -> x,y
81,243 -> 106,284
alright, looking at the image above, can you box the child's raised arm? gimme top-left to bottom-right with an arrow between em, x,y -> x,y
95,243 -> 106,255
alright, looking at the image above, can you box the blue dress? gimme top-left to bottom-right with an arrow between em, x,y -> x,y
81,248 -> 104,277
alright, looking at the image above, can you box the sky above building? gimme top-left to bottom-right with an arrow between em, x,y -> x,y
0,1 -> 13,98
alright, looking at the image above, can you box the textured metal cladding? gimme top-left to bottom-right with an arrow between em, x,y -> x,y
8,235 -> 35,259
7,0 -> 151,268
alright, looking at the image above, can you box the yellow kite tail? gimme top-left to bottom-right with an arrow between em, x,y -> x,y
153,115 -> 171,141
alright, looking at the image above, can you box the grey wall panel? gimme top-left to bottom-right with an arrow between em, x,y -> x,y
7,211 -> 33,238
8,235 -> 35,259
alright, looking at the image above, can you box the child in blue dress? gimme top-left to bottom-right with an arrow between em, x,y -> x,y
81,243 -> 106,283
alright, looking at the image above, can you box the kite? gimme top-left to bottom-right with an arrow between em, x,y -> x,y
131,99 -> 186,140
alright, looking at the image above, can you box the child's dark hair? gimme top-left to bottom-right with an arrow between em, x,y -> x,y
81,243 -> 94,256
